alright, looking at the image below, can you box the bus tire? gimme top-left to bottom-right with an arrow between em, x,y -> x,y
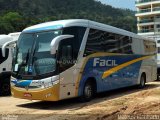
138,73 -> 146,89
79,80 -> 95,102
0,77 -> 11,96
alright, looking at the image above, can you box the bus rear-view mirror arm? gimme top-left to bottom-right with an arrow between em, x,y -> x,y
2,40 -> 17,57
50,35 -> 74,54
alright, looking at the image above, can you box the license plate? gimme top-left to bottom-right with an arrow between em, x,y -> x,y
24,93 -> 32,98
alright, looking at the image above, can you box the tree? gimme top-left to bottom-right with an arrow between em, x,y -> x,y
0,0 -> 137,34
0,12 -> 26,34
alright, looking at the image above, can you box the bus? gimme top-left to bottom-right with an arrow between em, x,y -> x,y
4,19 -> 157,101
0,32 -> 20,96
157,39 -> 160,80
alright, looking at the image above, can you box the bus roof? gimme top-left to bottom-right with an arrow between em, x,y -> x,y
23,19 -> 154,42
0,32 -> 21,46
8,32 -> 21,41
0,35 -> 13,46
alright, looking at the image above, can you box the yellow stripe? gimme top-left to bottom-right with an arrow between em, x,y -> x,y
102,56 -> 152,79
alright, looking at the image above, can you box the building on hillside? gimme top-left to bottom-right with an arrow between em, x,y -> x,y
135,0 -> 160,41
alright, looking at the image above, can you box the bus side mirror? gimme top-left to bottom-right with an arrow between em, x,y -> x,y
2,40 -> 17,57
50,35 -> 74,54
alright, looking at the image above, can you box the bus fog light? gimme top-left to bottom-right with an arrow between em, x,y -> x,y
45,93 -> 52,98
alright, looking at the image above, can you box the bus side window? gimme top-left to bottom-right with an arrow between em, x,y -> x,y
63,26 -> 86,60
84,29 -> 133,56
58,39 -> 74,72
61,45 -> 72,60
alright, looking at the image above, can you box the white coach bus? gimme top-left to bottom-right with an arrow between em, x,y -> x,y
3,19 -> 156,101
156,40 -> 160,80
0,32 -> 20,95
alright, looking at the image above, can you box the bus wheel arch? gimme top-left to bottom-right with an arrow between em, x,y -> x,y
79,77 -> 97,102
139,72 -> 146,88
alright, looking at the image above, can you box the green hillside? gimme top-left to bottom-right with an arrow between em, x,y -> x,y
0,0 -> 136,34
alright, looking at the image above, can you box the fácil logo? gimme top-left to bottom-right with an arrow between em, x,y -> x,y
93,58 -> 118,67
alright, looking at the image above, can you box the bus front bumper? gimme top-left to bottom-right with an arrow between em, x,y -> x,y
11,84 -> 60,101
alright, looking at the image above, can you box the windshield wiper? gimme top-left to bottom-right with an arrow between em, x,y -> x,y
16,49 -> 30,76
25,49 -> 30,64
31,45 -> 37,65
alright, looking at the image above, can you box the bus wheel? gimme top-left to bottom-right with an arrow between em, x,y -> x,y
80,81 -> 95,102
138,74 -> 146,88
0,78 -> 11,96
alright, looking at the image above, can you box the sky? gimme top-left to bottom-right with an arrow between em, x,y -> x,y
98,0 -> 136,10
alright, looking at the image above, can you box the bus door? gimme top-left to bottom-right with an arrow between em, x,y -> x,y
58,38 -> 76,99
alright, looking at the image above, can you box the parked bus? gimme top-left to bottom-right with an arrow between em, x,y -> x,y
157,40 -> 160,80
0,32 -> 20,96
4,20 -> 157,101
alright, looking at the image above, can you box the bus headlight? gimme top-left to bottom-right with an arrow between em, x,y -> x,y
41,79 -> 59,88
30,77 -> 59,89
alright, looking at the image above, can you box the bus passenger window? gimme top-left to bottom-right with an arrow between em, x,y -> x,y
84,29 -> 133,56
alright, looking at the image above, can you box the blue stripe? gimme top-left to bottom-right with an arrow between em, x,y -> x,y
23,25 -> 63,33
14,80 -> 32,87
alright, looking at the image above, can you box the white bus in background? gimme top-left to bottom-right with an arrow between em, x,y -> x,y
4,19 -> 157,102
0,32 -> 20,96
157,40 -> 160,80
8,32 -> 21,41
148,36 -> 160,80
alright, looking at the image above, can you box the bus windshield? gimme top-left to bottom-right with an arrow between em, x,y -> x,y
12,30 -> 62,77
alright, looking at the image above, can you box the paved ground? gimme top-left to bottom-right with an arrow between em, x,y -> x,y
0,81 -> 160,120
